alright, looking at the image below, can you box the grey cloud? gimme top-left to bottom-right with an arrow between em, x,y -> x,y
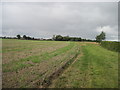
2,0 -> 119,2
2,2 -> 118,40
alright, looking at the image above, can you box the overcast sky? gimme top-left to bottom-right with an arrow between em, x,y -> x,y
1,2 -> 118,41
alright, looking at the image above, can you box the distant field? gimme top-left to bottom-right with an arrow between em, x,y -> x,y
2,39 -> 118,88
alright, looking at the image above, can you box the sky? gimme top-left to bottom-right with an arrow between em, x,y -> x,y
1,1 -> 119,41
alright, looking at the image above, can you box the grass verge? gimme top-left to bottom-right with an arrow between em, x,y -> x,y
50,43 -> 118,88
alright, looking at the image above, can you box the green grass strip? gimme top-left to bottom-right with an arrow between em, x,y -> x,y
51,44 -> 118,88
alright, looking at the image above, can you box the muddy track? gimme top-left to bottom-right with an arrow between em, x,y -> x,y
37,49 -> 81,88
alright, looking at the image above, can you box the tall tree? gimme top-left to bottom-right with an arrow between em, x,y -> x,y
17,34 -> 21,39
55,35 -> 63,41
23,35 -> 27,39
96,31 -> 106,42
52,35 -> 56,40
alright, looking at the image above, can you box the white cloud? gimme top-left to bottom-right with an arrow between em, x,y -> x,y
96,25 -> 117,34
96,25 -> 118,41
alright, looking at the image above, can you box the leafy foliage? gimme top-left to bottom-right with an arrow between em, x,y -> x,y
96,31 -> 106,42
17,34 -> 21,39
52,35 -> 97,42
23,35 -> 34,40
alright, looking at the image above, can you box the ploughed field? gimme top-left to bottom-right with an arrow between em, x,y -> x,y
2,39 -> 118,88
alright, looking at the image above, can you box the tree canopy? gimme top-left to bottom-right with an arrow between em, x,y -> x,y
17,34 -> 21,39
53,35 -> 82,41
96,31 -> 106,42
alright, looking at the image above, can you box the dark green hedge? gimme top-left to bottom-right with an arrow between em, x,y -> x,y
100,41 -> 120,52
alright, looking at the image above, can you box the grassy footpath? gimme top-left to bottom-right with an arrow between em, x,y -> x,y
50,43 -> 118,88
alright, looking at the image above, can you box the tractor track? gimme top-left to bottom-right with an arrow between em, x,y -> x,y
37,48 -> 82,88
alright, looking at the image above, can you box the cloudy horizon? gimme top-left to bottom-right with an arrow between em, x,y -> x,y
1,2 -> 118,41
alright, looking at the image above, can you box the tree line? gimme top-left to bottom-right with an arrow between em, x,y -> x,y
1,31 -> 106,42
16,35 -> 52,40
52,35 -> 96,42
17,35 -> 35,40
1,35 -> 41,40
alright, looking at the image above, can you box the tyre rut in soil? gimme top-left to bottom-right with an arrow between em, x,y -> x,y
37,49 -> 81,88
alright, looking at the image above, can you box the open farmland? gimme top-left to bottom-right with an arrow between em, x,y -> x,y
2,39 -> 118,88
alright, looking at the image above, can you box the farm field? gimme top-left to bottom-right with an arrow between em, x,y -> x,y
2,39 -> 118,88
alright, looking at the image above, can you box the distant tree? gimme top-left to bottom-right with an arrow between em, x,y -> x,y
27,36 -> 31,40
81,39 -> 86,41
96,35 -> 101,42
32,37 -> 34,40
96,31 -> 106,42
78,37 -> 82,41
100,31 -> 106,40
63,36 -> 69,41
69,38 -> 74,41
3,36 -> 6,39
17,34 -> 21,39
55,35 -> 63,41
52,35 -> 56,40
52,35 -> 82,41
74,37 -> 81,41
23,35 -> 27,39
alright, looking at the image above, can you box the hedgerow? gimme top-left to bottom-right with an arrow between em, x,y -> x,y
100,41 -> 120,52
